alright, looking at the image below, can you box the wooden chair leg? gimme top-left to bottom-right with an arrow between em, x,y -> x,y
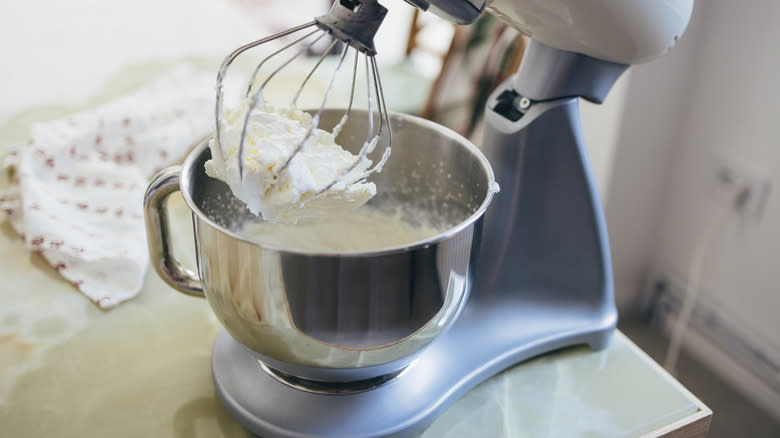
419,27 -> 467,120
405,9 -> 422,57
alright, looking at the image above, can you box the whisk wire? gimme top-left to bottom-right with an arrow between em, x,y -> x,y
274,40 -> 352,178
215,21 -> 317,166
246,28 -> 320,98
368,55 -> 392,174
364,55 -> 376,154
292,38 -> 342,108
316,52 -> 382,195
345,50 -> 360,117
329,49 -> 360,140
237,31 -> 329,179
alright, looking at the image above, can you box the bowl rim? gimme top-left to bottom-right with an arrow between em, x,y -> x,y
179,110 -> 497,257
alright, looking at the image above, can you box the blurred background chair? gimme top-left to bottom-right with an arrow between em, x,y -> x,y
412,11 -> 526,139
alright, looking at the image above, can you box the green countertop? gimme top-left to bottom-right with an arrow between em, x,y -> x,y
0,195 -> 702,437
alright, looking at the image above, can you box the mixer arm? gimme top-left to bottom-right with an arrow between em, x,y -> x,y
322,0 -> 691,65
409,0 -> 693,65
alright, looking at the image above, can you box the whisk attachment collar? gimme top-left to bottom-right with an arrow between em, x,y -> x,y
315,0 -> 388,56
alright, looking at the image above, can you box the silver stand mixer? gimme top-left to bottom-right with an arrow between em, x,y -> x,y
145,1 -> 694,437
211,38 -> 623,438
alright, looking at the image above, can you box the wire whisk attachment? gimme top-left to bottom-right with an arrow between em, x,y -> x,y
213,0 -> 392,212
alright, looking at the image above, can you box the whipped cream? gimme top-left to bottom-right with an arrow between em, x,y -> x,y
205,102 -> 376,223
239,205 -> 446,252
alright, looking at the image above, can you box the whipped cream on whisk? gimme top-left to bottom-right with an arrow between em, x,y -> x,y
205,102 -> 376,223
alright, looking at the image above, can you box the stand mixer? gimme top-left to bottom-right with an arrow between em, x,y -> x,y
144,1 -> 694,437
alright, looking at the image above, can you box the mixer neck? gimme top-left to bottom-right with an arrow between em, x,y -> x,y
488,40 -> 628,124
513,40 -> 628,105
316,0 -> 388,56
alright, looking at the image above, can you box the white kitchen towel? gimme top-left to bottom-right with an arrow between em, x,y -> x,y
0,65 -> 215,309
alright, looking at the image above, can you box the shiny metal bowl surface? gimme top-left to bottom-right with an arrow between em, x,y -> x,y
144,109 -> 496,382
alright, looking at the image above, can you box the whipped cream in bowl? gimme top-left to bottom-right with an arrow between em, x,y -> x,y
205,101 -> 378,224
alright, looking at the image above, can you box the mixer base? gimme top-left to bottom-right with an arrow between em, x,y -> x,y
212,292 -> 616,438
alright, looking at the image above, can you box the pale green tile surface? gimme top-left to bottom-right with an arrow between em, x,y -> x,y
419,335 -> 698,438
0,193 -> 700,437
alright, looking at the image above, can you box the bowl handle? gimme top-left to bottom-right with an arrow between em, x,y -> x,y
144,166 -> 205,298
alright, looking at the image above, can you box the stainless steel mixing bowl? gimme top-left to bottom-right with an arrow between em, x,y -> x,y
144,109 -> 496,383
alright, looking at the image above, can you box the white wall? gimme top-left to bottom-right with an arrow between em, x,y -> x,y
601,3 -> 708,311
653,0 -> 780,337
606,0 -> 780,417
